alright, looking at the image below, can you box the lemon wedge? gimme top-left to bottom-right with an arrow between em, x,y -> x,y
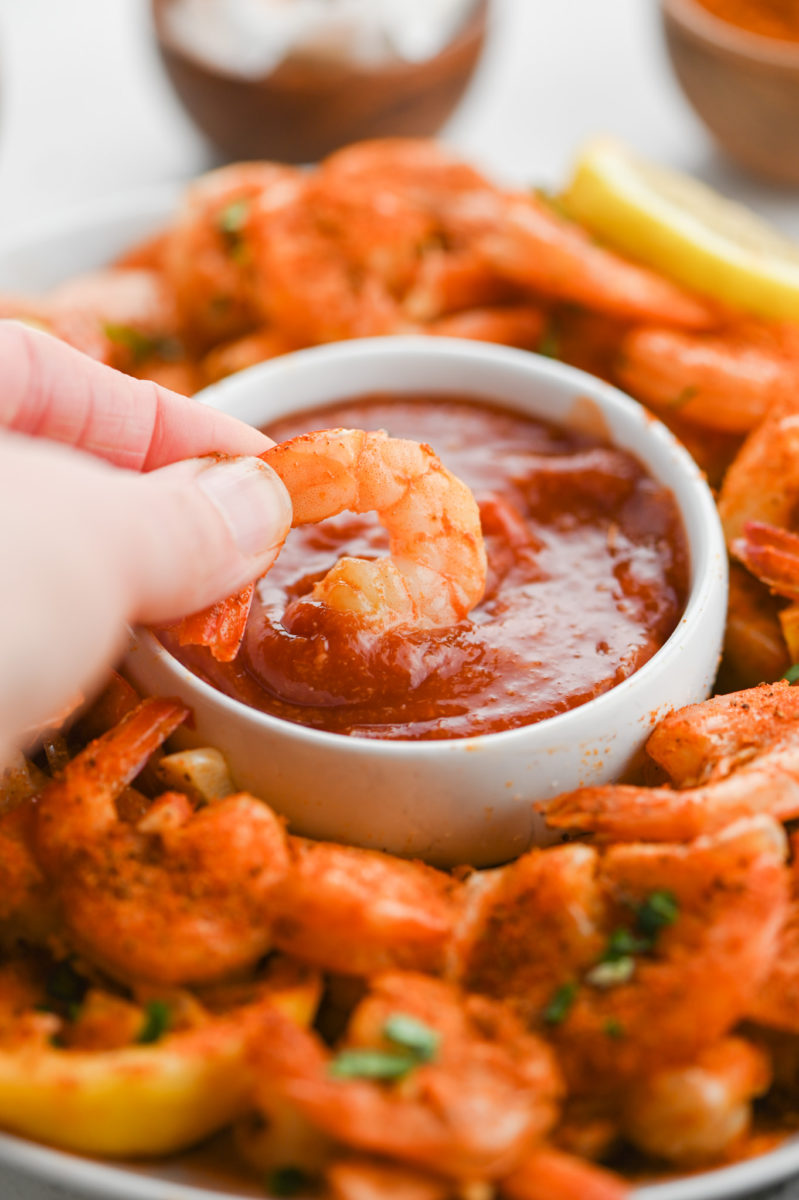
561,137 -> 799,321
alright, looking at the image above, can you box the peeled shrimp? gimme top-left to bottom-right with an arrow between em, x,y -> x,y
718,396 -> 799,550
251,972 -> 562,1180
502,1149 -> 629,1200
621,1038 -> 770,1166
546,682 -> 799,841
270,838 -> 460,978
455,819 -> 787,1090
749,831 -> 799,1032
615,325 -> 799,434
33,698 -> 290,986
441,190 -> 716,330
720,564 -> 790,692
175,428 -> 487,661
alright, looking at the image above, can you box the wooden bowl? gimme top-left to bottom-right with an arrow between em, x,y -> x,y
661,0 -> 799,185
152,0 -> 488,164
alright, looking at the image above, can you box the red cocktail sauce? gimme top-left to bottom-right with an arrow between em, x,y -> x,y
164,394 -> 689,740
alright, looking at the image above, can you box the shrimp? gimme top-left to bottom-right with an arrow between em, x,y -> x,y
424,305 -> 547,350
502,1149 -> 629,1200
440,190 -> 717,330
175,428 -> 487,660
749,832 -> 799,1033
403,247 -> 518,322
201,326 -> 302,385
33,698 -> 291,986
614,324 -> 799,434
163,161 -> 302,348
546,683 -> 799,841
270,838 -> 460,977
545,819 -> 787,1091
621,1038 -> 771,1166
455,819 -> 787,1091
718,396 -> 799,550
251,972 -> 562,1181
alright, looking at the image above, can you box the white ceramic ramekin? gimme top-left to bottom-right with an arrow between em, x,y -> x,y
123,337 -> 727,866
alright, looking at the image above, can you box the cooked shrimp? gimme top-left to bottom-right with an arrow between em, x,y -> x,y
545,819 -> 787,1090
326,1158 -> 451,1200
502,1148 -> 629,1200
250,176 -> 402,344
270,838 -> 460,977
615,325 -> 799,434
175,428 -> 487,660
749,832 -> 799,1032
163,161 -> 302,348
251,972 -> 562,1180
33,698 -> 291,985
734,521 -> 799,602
718,396 -> 799,550
441,190 -> 717,330
621,1038 -> 770,1166
424,305 -> 547,350
403,247 -> 518,322
546,683 -> 799,841
201,326 -> 302,385
453,818 -> 787,1091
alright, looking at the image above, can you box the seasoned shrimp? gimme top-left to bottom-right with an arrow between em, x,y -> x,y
615,324 -> 799,434
163,161 -> 302,348
546,683 -> 799,841
33,698 -> 291,986
270,838 -> 460,977
545,819 -> 787,1090
502,1148 -> 629,1200
621,1038 -> 770,1166
441,190 -> 717,330
455,819 -> 786,1089
720,564 -> 790,691
424,305 -> 547,350
718,396 -> 799,549
251,972 -> 562,1180
749,832 -> 799,1032
175,428 -> 487,660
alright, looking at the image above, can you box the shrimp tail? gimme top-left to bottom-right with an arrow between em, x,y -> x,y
170,584 -> 254,662
734,521 -> 799,601
503,1148 -> 630,1200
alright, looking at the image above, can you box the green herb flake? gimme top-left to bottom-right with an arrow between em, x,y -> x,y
635,890 -> 679,939
604,1018 -> 625,1039
328,1048 -> 416,1081
137,999 -> 171,1045
601,927 -> 649,963
383,1013 -> 440,1064
784,663 -> 799,684
218,197 -> 251,236
543,981 -> 577,1025
586,957 -> 635,989
267,1166 -> 311,1197
671,385 -> 699,410
104,324 -> 182,365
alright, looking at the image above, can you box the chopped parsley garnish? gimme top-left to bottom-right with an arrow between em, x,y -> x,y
634,890 -> 679,939
267,1166 -> 311,1197
137,999 -> 171,1045
383,1013 -> 440,1063
104,323 -> 182,365
543,981 -> 577,1025
604,1018 -> 625,1039
45,960 -> 89,1020
672,385 -> 699,410
217,198 -> 251,262
329,1013 -> 440,1081
784,663 -> 799,685
601,927 -> 650,962
328,1048 -> 419,1081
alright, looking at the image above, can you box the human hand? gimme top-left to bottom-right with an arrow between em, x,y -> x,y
0,321 -> 292,759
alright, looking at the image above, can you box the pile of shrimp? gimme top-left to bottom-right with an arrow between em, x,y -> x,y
4,667 -> 799,1198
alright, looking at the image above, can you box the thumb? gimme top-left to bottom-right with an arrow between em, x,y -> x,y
119,455 -> 293,624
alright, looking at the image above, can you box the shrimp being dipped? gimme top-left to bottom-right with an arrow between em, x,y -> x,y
33,698 -> 291,986
251,972 -> 562,1181
175,428 -> 487,661
546,683 -> 799,841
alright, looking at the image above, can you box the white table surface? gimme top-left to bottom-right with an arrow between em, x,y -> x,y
0,0 -> 797,1197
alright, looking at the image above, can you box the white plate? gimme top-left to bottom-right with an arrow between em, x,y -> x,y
0,189 -> 795,1200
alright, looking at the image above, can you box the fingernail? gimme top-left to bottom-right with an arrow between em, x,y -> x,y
198,456 -> 292,557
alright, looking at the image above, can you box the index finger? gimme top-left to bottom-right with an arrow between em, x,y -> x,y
0,321 -> 272,470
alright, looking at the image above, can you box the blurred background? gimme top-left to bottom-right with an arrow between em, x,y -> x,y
0,0 -> 797,240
